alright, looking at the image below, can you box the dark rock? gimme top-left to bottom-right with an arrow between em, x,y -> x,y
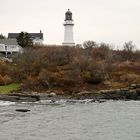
66,100 -> 77,104
121,88 -> 129,92
96,99 -> 106,103
136,88 -> 140,94
16,109 -> 30,112
0,93 -> 40,102
0,95 -> 20,102
136,84 -> 140,88
30,95 -> 40,101
126,90 -> 138,100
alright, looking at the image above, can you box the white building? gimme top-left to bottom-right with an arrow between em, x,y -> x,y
62,9 -> 75,46
0,39 -> 23,57
8,31 -> 43,45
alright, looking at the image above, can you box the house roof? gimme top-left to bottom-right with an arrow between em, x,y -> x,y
0,39 -> 18,45
8,33 -> 43,40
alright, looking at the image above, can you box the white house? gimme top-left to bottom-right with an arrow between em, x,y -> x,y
0,39 -> 23,57
8,31 -> 44,45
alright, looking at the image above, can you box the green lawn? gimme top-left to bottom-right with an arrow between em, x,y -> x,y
0,83 -> 20,94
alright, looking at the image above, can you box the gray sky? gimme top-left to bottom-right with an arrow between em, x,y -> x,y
1,0 -> 140,49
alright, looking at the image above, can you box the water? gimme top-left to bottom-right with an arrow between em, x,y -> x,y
0,100 -> 140,140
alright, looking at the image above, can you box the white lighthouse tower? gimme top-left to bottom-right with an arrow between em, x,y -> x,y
62,9 -> 75,46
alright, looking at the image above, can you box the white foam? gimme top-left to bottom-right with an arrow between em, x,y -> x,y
0,101 -> 15,106
39,99 -> 95,105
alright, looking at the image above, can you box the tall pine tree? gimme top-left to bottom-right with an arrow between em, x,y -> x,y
16,32 -> 33,48
0,34 -> 6,39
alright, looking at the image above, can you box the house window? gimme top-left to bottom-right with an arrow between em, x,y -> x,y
5,46 -> 7,50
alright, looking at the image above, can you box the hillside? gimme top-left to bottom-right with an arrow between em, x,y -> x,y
0,44 -> 140,95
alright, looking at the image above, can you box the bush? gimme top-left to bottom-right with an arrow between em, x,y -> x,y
120,74 -> 140,84
81,70 -> 105,84
22,76 -> 46,91
22,69 -> 49,91
0,63 -> 6,76
0,75 -> 12,85
0,75 -> 4,85
3,75 -> 12,85
91,43 -> 113,63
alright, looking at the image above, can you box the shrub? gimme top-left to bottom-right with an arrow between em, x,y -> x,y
81,70 -> 105,84
91,43 -> 113,62
22,75 -> 48,91
3,75 -> 12,85
0,63 -> 6,76
0,75 -> 4,85
120,74 -> 140,84
122,41 -> 136,61
0,75 -> 12,85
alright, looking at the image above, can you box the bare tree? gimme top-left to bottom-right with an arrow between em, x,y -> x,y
123,41 -> 136,61
83,40 -> 96,49
124,41 -> 136,52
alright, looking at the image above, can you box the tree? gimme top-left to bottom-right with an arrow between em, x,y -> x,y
123,41 -> 136,61
83,40 -> 96,49
0,34 -> 6,39
123,41 -> 136,52
16,32 -> 33,48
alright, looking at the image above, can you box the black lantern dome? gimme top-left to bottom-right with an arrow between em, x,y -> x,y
65,9 -> 73,21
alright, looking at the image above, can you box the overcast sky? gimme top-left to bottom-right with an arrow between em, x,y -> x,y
0,0 -> 140,49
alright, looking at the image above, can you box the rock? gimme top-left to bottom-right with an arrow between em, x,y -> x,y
0,94 -> 40,102
130,84 -> 137,88
126,90 -> 138,100
121,88 -> 129,92
100,89 -> 117,94
66,100 -> 77,104
18,97 -> 37,102
0,95 -> 20,102
77,91 -> 93,96
48,92 -> 56,97
129,84 -> 137,89
136,84 -> 140,88
30,95 -> 40,101
31,92 -> 38,94
103,80 -> 111,86
128,89 -> 136,94
16,109 -> 30,112
96,99 -> 106,103
136,88 -> 140,95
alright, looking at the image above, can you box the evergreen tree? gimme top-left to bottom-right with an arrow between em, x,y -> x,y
0,34 -> 6,39
16,32 -> 33,48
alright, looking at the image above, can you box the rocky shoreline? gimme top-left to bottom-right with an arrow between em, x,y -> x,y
0,84 -> 140,103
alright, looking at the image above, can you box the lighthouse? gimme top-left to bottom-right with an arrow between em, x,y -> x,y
62,9 -> 75,46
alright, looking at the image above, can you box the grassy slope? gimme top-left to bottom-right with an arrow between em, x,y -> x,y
0,83 -> 20,94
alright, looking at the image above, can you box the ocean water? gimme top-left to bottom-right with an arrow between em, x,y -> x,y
0,100 -> 140,140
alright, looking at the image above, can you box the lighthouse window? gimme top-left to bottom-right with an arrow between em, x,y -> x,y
67,14 -> 72,20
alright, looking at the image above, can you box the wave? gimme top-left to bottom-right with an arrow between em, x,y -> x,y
0,101 -> 15,106
39,99 -> 97,105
